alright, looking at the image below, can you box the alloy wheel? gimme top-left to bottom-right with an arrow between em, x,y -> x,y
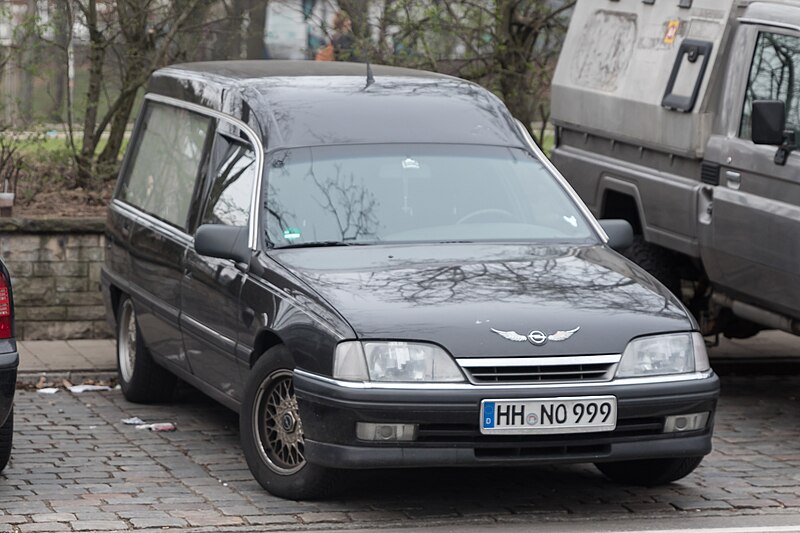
252,370 -> 306,475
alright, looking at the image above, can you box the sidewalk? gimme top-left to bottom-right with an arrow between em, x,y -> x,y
16,339 -> 116,376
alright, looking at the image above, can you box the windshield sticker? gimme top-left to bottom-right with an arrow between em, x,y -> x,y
563,215 -> 577,228
283,228 -> 302,240
402,157 -> 420,170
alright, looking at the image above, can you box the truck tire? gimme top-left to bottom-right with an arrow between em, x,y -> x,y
624,237 -> 681,297
0,407 -> 11,472
240,345 -> 342,500
595,456 -> 704,486
116,296 -> 176,403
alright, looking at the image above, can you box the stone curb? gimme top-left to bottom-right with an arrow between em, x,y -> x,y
0,216 -> 106,233
16,369 -> 117,387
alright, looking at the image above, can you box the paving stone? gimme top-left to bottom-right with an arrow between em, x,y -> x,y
245,514 -> 300,525
31,512 -> 76,522
130,516 -> 188,528
70,520 -> 128,531
298,511 -> 351,524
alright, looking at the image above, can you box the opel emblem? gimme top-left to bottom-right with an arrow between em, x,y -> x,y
527,330 -> 547,345
490,326 -> 580,345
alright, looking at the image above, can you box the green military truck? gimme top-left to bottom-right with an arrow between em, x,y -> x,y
552,0 -> 800,339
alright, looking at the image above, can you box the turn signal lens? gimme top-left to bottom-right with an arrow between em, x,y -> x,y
0,272 -> 11,339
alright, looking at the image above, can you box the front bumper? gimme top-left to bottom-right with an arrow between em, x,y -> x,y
294,370 -> 719,469
0,344 -> 18,427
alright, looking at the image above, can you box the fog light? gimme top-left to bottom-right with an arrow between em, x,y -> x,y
664,412 -> 709,433
356,423 -> 418,441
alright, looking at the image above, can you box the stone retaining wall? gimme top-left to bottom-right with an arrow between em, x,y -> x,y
0,217 -> 111,340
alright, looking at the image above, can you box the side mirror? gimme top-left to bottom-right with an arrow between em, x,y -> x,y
194,224 -> 250,264
599,219 -> 634,251
752,100 -> 786,145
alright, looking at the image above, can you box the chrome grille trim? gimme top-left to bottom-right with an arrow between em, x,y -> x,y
456,354 -> 621,384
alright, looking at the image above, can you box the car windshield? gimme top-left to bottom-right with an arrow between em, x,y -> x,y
263,144 -> 597,248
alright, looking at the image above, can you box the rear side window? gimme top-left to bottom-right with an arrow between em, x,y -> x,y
119,102 -> 212,229
202,134 -> 256,227
740,32 -> 800,140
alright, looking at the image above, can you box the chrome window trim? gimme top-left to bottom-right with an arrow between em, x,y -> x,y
111,198 -> 192,245
457,354 -> 620,368
514,119 -> 609,243
295,368 -> 715,391
738,18 -> 800,33
143,93 -> 265,251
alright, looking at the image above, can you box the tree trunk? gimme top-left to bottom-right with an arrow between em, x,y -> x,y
19,0 -> 38,125
221,0 -> 246,59
97,0 -> 151,178
49,0 -> 70,122
78,0 -> 105,185
246,0 -> 267,59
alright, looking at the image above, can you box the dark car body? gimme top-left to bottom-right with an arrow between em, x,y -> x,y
102,60 -> 719,499
0,258 -> 18,472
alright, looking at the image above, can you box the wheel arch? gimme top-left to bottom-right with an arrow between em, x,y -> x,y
249,329 -> 287,369
109,284 -> 123,323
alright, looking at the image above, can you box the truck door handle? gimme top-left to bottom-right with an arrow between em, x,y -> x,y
725,171 -> 741,190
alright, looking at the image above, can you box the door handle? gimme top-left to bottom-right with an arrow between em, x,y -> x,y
725,171 -> 741,190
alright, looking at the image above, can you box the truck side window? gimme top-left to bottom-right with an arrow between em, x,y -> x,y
740,32 -> 800,140
119,102 -> 212,229
202,135 -> 256,227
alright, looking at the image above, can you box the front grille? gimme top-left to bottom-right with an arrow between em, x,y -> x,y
457,354 -> 620,384
474,444 -> 610,459
416,417 -> 665,444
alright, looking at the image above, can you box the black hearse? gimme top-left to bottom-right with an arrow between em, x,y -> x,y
0,258 -> 16,473
101,61 -> 719,499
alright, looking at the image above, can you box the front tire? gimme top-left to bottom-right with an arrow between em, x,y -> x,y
595,456 -> 704,486
0,408 -> 12,472
116,296 -> 176,403
240,345 -> 340,500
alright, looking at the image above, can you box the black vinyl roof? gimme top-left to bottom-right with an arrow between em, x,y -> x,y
147,60 -> 527,151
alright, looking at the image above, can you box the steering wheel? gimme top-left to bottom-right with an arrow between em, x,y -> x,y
457,208 -> 518,225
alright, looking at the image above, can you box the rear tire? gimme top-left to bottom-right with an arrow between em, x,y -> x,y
116,296 -> 176,403
595,456 -> 704,486
624,236 -> 681,297
240,345 -> 341,500
0,408 -> 12,472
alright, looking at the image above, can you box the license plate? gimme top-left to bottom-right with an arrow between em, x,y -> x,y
480,396 -> 617,435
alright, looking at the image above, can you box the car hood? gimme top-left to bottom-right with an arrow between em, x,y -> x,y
268,243 -> 692,357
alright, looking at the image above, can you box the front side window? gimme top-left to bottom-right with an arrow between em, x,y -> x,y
264,144 -> 596,247
119,102 -> 212,229
740,31 -> 800,140
202,135 -> 256,227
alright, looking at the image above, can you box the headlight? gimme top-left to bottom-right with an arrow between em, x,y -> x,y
333,341 -> 465,382
616,332 -> 710,378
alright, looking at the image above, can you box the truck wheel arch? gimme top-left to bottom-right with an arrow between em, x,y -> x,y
600,180 -> 647,237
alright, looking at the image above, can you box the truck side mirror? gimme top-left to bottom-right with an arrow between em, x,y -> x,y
751,100 -> 796,166
751,100 -> 786,145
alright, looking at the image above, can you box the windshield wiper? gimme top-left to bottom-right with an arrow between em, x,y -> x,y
273,241 -> 356,249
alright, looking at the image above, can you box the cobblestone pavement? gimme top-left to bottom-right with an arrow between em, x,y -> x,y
1,373 -> 799,532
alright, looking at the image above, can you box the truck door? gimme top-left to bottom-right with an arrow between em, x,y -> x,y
704,28 -> 800,319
